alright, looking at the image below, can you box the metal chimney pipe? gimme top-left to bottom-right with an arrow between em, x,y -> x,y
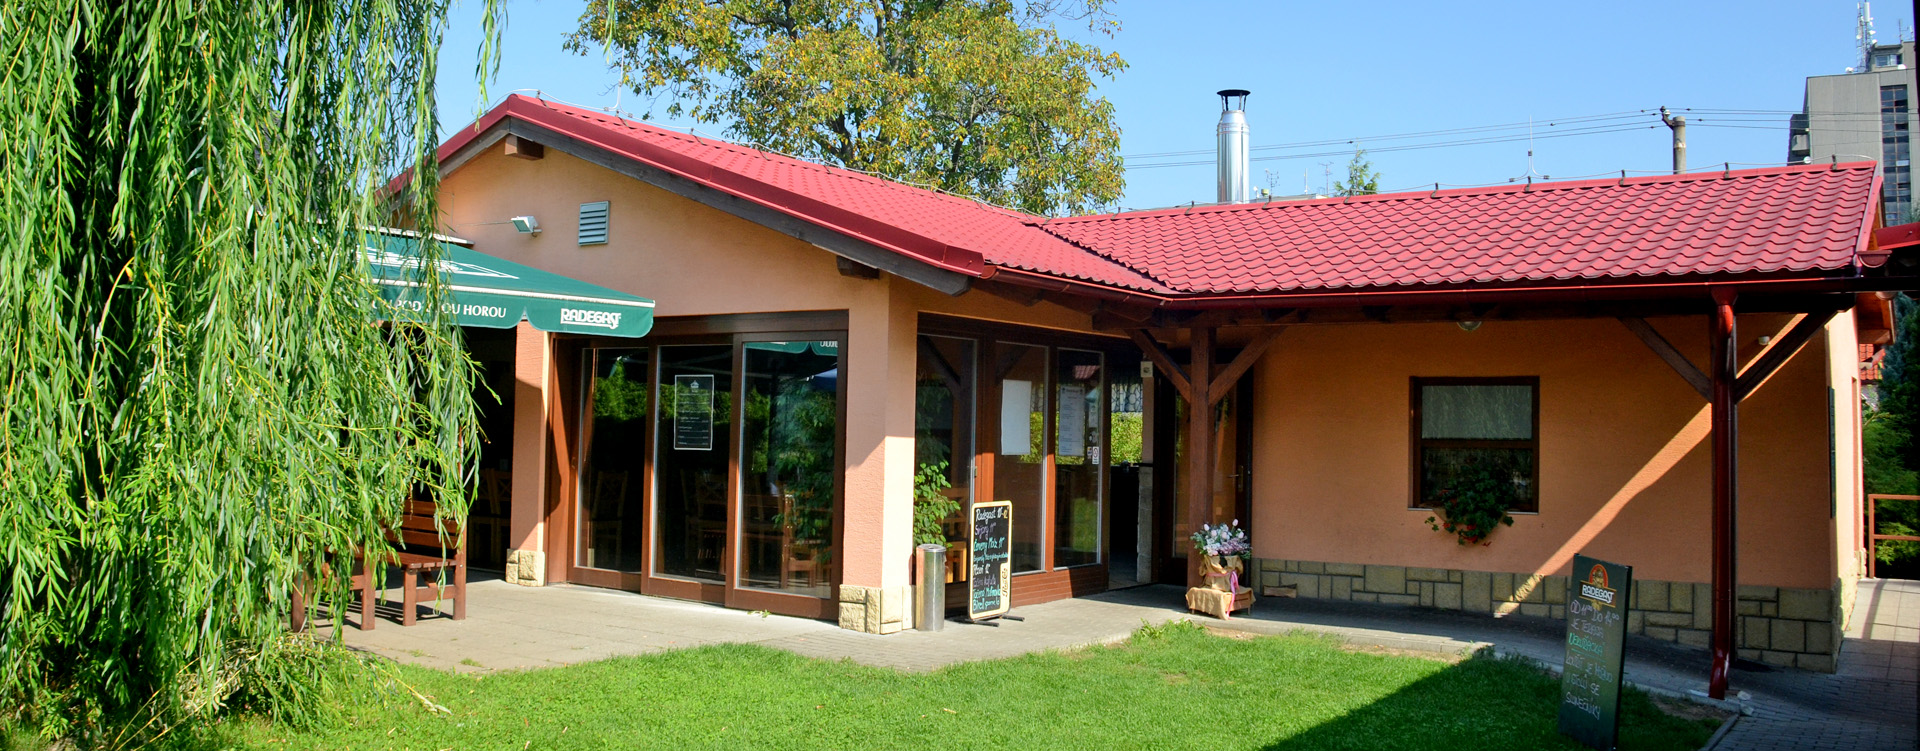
1217,89 -> 1251,203
1660,106 -> 1687,174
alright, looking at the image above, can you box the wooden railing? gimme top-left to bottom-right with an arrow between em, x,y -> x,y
1868,494 -> 1920,579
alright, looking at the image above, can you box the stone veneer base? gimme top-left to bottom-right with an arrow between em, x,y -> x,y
1254,558 -> 1842,673
837,584 -> 913,634
504,548 -> 546,587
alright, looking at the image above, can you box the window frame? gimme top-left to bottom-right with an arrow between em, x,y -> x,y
1407,376 -> 1541,513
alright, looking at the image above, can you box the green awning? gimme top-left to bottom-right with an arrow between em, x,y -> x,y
365,235 -> 654,337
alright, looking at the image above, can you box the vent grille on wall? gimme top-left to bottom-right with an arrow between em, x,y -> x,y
578,201 -> 609,245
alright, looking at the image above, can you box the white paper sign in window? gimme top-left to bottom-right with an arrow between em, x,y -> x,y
1000,379 -> 1032,455
1057,383 -> 1087,458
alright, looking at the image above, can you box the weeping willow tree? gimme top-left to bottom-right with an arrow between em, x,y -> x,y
0,0 -> 497,741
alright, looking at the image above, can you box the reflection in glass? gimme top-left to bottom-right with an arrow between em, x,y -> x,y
993,343 -> 1047,573
1170,393 -> 1238,560
740,341 -> 840,597
654,345 -> 733,581
1053,349 -> 1103,568
915,336 -> 975,549
580,348 -> 650,572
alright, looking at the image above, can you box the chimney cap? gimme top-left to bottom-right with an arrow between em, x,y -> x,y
1218,89 -> 1250,111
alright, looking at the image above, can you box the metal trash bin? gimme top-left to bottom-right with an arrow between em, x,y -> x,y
915,543 -> 946,632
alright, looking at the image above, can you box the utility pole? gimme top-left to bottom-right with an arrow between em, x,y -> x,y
1660,106 -> 1687,174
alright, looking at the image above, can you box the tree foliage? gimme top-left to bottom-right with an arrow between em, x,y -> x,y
1333,148 -> 1380,197
567,0 -> 1127,215
0,0 -> 486,740
1878,294 -> 1917,472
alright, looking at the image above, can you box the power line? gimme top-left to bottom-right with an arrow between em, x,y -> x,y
1125,123 -> 1661,170
1121,110 -> 1656,160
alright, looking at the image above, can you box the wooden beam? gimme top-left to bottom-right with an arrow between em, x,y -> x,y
1706,292 -> 1738,700
501,119 -> 976,296
1127,329 -> 1192,403
1619,317 -> 1712,401
835,256 -> 880,279
1733,310 -> 1839,402
1185,326 -> 1215,589
503,134 -> 545,160
1207,327 -> 1284,406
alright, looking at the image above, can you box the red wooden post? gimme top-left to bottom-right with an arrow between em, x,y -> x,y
1187,327 -> 1215,588
1708,290 -> 1738,700
1869,495 -> 1878,579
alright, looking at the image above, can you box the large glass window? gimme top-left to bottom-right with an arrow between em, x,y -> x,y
1412,378 -> 1539,512
579,348 -> 650,572
1053,349 -> 1104,568
653,345 -> 734,581
993,343 -> 1048,573
1883,85 -> 1911,220
738,341 -> 841,598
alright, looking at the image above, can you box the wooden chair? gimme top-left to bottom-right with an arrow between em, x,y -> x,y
470,469 -> 511,570
585,470 -> 628,569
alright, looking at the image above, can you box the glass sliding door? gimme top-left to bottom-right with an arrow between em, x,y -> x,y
992,342 -> 1048,573
1053,349 -> 1104,568
738,341 -> 841,598
579,348 -> 651,573
654,344 -> 734,583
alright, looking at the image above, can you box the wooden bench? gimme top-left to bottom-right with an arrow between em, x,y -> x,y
370,499 -> 467,627
294,499 -> 466,631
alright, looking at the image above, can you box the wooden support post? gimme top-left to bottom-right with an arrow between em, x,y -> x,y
1708,291 -> 1738,700
1186,327 -> 1215,588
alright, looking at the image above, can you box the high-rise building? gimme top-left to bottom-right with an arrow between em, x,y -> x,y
1789,8 -> 1914,221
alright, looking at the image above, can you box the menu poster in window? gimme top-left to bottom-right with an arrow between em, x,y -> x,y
967,501 -> 1013,620
1558,554 -> 1633,751
673,374 -> 715,450
1058,383 -> 1087,458
999,380 -> 1032,455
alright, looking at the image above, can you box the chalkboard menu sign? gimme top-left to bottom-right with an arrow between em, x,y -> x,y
968,501 -> 1013,620
1559,554 -> 1633,751
673,375 -> 715,450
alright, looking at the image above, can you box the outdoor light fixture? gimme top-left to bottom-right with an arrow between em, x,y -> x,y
1457,321 -> 1482,332
511,215 -> 541,234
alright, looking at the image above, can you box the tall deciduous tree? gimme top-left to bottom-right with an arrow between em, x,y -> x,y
1333,148 -> 1380,197
1,0 -> 489,739
568,0 -> 1127,215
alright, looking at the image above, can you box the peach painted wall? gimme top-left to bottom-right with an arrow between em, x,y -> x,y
439,146 -> 1104,590
1248,314 -> 1843,590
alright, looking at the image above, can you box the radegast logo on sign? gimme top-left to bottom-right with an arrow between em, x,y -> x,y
1579,563 -> 1616,606
560,308 -> 623,330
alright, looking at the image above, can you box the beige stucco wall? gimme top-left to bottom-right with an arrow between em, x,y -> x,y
1826,313 -> 1866,625
1248,314 -> 1843,590
439,146 -> 1099,593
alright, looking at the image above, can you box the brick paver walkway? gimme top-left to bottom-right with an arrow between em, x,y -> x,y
329,575 -> 1918,749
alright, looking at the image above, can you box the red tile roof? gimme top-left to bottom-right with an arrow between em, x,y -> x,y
440,95 -> 1172,293
1033,165 -> 1882,295
440,96 -> 1887,302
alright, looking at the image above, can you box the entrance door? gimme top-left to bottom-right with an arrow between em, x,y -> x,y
649,344 -> 735,603
1155,377 -> 1253,584
573,347 -> 653,589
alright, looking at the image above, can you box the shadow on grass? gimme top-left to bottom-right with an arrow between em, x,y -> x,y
1259,653 -> 1720,751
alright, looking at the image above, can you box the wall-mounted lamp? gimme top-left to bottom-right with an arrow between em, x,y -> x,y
511,215 -> 541,234
1457,321 -> 1483,332
1757,334 -> 1773,346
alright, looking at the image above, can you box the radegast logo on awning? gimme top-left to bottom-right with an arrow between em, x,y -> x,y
1578,563 -> 1616,606
560,308 -> 623,330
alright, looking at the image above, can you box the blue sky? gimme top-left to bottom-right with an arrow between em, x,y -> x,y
437,0 -> 1912,212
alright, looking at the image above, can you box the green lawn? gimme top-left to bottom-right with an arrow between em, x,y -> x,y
210,623 -> 1718,750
